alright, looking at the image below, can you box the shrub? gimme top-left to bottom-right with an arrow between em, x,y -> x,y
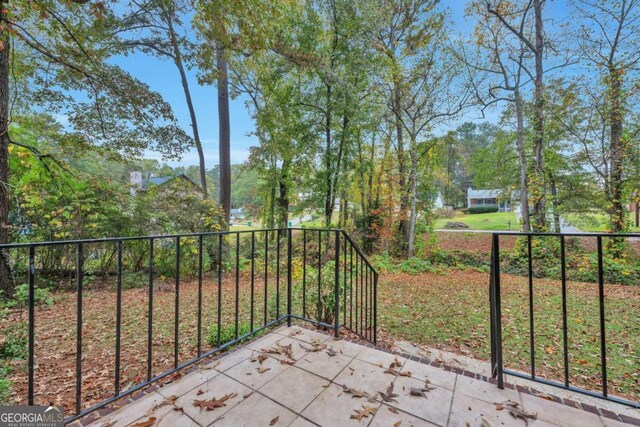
0,365 -> 11,404
0,322 -> 28,360
7,284 -> 54,308
397,258 -> 434,274
468,206 -> 499,214
207,322 -> 263,349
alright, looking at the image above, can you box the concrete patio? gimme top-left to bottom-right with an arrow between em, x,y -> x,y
84,326 -> 637,427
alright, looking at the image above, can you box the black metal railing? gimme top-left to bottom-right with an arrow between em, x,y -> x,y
489,231 -> 640,409
0,227 -> 377,423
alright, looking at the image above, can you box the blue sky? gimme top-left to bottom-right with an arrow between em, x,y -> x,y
114,1 -> 571,168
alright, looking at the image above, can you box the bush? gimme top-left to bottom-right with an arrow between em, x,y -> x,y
5,284 -> 54,308
208,322 -> 263,349
0,365 -> 11,404
397,258 -> 435,274
0,322 -> 28,360
468,206 -> 499,214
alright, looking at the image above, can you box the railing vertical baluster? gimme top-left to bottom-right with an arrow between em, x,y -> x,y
174,236 -> 180,369
489,244 -> 496,377
197,235 -> 203,357
76,243 -> 83,414
287,228 -> 292,327
334,230 -> 340,337
115,241 -> 122,395
491,234 -> 504,389
28,246 -> 35,405
349,244 -> 353,330
365,263 -> 369,339
317,230 -> 322,322
597,236 -> 608,397
528,235 -> 535,379
303,229 -> 307,319
560,235 -> 569,387
250,231 -> 255,332
355,251 -> 359,335
343,234 -> 347,328
369,268 -> 373,341
276,230 -> 281,319
217,234 -> 223,347
360,256 -> 364,336
264,230 -> 268,326
373,271 -> 378,345
147,238 -> 154,381
235,233 -> 240,340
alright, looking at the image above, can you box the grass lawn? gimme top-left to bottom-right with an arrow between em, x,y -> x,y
433,211 -> 519,231
566,212 -> 640,233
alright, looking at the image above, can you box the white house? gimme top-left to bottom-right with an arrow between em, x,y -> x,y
467,187 -> 511,212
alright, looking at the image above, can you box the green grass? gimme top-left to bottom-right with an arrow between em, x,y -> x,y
433,211 -> 518,231
566,212 -> 640,232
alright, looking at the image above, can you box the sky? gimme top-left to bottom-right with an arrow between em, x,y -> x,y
113,0 -> 571,168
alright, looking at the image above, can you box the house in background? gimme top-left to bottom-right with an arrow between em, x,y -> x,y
467,187 -> 512,212
130,172 -> 203,196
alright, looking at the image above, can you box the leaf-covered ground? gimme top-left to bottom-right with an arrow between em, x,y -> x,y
1,269 -> 638,413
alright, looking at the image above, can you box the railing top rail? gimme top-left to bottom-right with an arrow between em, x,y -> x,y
492,231 -> 640,238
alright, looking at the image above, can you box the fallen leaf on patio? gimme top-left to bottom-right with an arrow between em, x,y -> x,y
350,405 -> 377,420
388,407 -> 399,414
342,385 -> 368,398
194,393 -> 238,411
100,421 -> 116,427
393,421 -> 402,427
480,417 -> 491,427
532,392 -> 554,401
251,354 -> 269,364
257,367 -> 271,374
379,382 -> 399,403
326,347 -> 337,357
494,400 -> 537,424
270,415 -> 279,425
243,391 -> 253,399
409,385 -> 435,398
203,360 -> 222,370
196,390 -> 204,396
151,394 -> 178,412
390,358 -> 403,369
131,417 -> 156,427
398,370 -> 411,377
300,341 -> 327,352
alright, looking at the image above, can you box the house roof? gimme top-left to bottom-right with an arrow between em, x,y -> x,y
143,174 -> 201,191
467,188 -> 503,199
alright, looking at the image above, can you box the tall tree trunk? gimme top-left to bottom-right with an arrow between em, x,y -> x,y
608,67 -> 625,234
216,41 -> 231,227
549,174 -> 561,233
531,0 -> 546,230
407,149 -> 418,258
323,83 -> 333,227
0,5 -> 13,296
514,89 -> 531,232
277,160 -> 290,228
393,82 -> 409,246
167,15 -> 208,197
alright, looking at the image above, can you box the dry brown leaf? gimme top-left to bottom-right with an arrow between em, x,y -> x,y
243,391 -> 253,399
393,421 -> 402,427
257,367 -> 271,374
350,405 -> 377,420
194,393 -> 238,411
151,395 -> 177,411
379,382 -> 399,403
494,400 -> 537,425
270,415 -> 280,425
342,385 -> 368,398
131,417 -> 156,427
196,390 -> 204,396
480,417 -> 491,427
388,407 -> 399,414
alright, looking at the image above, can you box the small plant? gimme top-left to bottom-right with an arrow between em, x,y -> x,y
208,322 -> 260,349
8,284 -> 54,308
0,365 -> 12,404
0,322 -> 28,360
397,257 -> 434,274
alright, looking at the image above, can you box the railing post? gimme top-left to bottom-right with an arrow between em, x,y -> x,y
491,233 -> 504,389
287,228 -> 292,327
28,246 -> 35,405
373,271 -> 378,345
489,241 -> 496,377
334,230 -> 340,338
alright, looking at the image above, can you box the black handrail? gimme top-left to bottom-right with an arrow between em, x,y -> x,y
1,227 -> 377,423
489,231 -> 640,409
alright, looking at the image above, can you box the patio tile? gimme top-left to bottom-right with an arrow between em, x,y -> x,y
174,374 -> 251,426
275,325 -> 332,344
521,392 -> 605,427
224,355 -> 289,389
211,392 -> 297,427
369,404 -> 437,427
386,375 -> 454,426
213,348 -> 256,372
289,416 -> 319,427
356,346 -> 407,368
260,366 -> 330,413
448,391 -> 537,427
301,382 -> 382,426
324,339 -> 364,358
334,358 -> 398,396
157,366 -> 221,398
402,359 -> 457,390
89,392 -> 172,427
294,348 -> 352,381
454,374 -> 522,404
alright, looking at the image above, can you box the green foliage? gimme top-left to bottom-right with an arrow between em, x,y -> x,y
8,284 -> 54,308
0,322 -> 28,360
0,365 -> 11,404
207,322 -> 262,349
468,206 -> 499,214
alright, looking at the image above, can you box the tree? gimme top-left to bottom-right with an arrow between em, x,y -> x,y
117,0 -> 209,196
